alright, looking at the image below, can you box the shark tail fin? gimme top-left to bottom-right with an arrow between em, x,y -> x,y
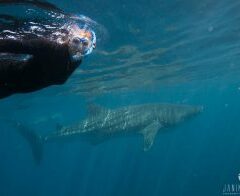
16,123 -> 43,164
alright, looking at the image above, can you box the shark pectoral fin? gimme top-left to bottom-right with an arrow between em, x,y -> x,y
141,122 -> 162,151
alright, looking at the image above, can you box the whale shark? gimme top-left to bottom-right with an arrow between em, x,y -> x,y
16,103 -> 203,163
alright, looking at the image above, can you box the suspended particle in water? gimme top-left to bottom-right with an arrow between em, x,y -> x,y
208,25 -> 214,32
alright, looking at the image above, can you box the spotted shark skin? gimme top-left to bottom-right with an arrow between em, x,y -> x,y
16,103 -> 203,163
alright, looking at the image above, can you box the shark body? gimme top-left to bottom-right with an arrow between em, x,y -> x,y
17,103 -> 203,162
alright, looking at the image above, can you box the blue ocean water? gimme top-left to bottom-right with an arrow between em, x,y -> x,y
1,0 -> 240,195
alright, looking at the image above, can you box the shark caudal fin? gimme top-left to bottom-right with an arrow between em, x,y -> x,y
16,123 -> 43,164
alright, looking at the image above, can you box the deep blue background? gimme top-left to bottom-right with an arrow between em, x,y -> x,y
1,0 -> 240,195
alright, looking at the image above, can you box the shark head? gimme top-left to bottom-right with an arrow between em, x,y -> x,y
156,104 -> 203,125
172,105 -> 203,123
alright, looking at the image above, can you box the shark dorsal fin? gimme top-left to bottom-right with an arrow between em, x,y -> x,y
56,123 -> 63,130
87,104 -> 106,116
141,121 -> 162,151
